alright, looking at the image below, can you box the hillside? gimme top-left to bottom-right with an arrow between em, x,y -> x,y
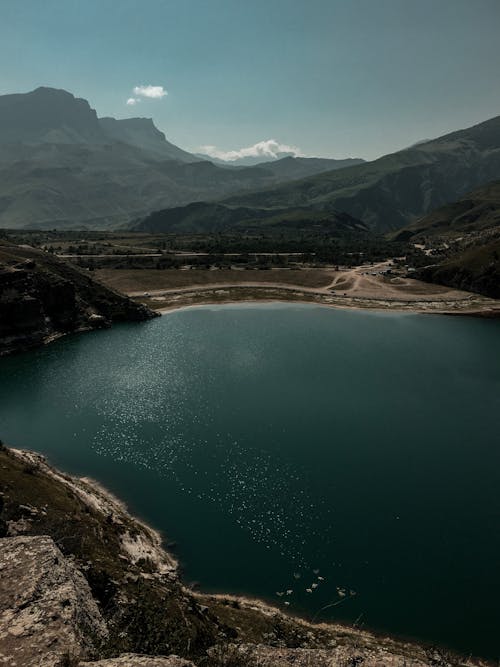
391,181 -> 500,299
416,239 -> 500,300
98,116 -> 197,162
222,115 -> 500,232
132,201 -> 369,234
0,240 -> 155,355
393,179 -> 500,241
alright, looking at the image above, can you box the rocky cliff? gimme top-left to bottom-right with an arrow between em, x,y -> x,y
0,445 -> 489,667
0,241 -> 156,356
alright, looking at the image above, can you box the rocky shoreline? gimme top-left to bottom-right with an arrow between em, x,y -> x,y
0,242 -> 157,357
0,445 -> 491,667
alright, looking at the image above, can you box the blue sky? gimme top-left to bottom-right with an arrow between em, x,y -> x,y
1,0 -> 500,160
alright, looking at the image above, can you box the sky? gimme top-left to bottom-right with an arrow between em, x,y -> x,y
1,0 -> 500,161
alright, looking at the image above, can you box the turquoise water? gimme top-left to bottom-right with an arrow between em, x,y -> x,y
1,304 -> 499,658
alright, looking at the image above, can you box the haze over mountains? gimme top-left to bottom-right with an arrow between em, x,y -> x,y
2,87 -> 500,236
196,139 -> 364,168
0,87 -> 363,230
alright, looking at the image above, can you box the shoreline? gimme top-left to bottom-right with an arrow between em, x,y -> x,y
3,447 -> 491,666
94,264 -> 500,319
149,288 -> 500,318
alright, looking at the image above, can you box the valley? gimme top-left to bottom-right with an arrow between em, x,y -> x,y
1,76 -> 500,667
3,228 -> 498,319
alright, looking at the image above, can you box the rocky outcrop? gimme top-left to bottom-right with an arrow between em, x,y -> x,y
0,242 -> 156,356
0,535 -> 107,666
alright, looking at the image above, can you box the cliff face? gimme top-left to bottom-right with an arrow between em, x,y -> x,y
0,241 -> 156,355
0,446 -> 489,667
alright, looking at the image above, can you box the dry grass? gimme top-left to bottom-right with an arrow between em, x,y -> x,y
95,268 -> 333,293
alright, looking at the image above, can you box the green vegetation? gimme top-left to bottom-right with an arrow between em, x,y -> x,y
3,229 -> 412,270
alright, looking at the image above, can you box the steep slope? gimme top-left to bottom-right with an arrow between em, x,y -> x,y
0,240 -> 155,355
0,86 -> 105,145
132,200 -> 368,234
393,179 -> 500,240
223,115 -> 500,232
99,117 -> 197,162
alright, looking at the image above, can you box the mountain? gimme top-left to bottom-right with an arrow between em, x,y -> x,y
222,115 -> 500,232
132,200 -> 368,234
196,153 -> 364,173
250,155 -> 365,180
0,88 -> 367,230
0,86 -> 104,145
98,116 -> 196,162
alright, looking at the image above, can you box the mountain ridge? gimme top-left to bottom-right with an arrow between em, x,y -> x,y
221,114 -> 500,232
0,87 -> 370,229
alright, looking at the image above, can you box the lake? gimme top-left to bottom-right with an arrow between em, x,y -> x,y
1,304 -> 499,659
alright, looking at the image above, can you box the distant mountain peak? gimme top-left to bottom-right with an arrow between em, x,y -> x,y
0,86 -> 102,145
0,86 -> 197,162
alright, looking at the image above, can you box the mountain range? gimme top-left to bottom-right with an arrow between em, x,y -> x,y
0,87 -> 363,229
221,115 -> 500,232
2,87 -> 500,237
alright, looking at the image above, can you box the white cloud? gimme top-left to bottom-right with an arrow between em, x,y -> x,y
199,139 -> 304,162
126,97 -> 139,106
132,85 -> 168,99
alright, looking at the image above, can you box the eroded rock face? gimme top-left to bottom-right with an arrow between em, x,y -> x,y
0,243 -> 157,356
0,535 -> 107,667
80,654 -> 195,666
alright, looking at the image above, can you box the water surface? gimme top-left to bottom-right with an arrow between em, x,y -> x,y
1,304 -> 499,658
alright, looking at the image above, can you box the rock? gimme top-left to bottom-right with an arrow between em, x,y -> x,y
236,644 -> 443,666
0,242 -> 157,356
80,655 -> 195,666
0,535 -> 108,666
